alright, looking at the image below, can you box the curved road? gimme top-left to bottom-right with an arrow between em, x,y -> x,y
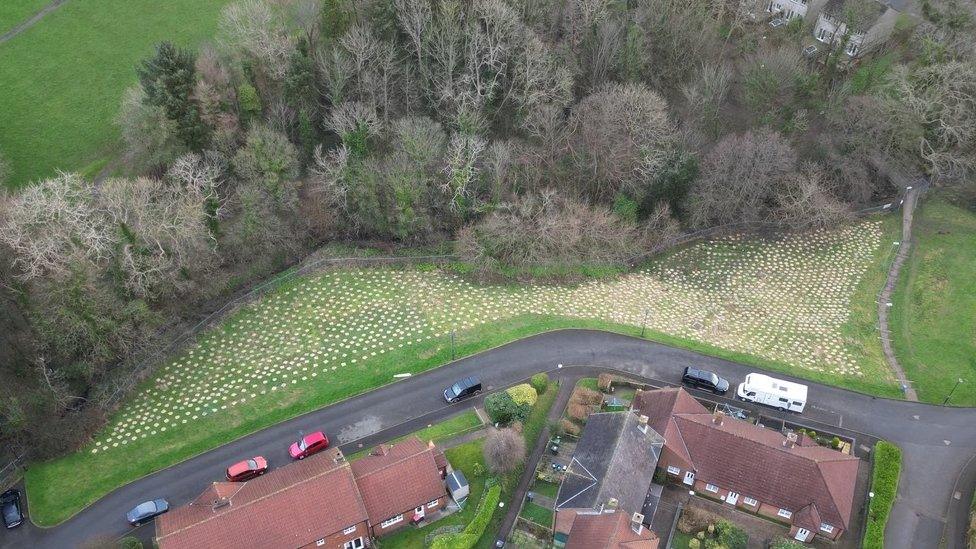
2,330 -> 973,548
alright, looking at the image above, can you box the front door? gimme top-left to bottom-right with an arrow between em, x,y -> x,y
726,491 -> 739,505
414,505 -> 425,519
795,528 -> 811,541
683,471 -> 695,486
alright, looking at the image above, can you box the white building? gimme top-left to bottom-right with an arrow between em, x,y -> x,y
812,0 -> 899,57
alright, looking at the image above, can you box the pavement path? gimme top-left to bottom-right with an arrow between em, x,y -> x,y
878,184 -> 924,401
1,330 -> 973,549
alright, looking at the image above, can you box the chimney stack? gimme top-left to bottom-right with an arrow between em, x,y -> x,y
638,414 -> 649,433
334,449 -> 346,463
371,444 -> 391,456
712,411 -> 725,426
212,498 -> 231,511
784,432 -> 798,448
631,512 -> 645,535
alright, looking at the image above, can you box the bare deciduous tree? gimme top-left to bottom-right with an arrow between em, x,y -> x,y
218,0 -> 296,80
682,61 -> 733,137
483,427 -> 526,474
116,87 -> 186,172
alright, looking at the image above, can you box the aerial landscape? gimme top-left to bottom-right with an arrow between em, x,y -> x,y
0,0 -> 974,548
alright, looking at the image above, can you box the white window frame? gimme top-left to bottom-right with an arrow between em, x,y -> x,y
316,540 -> 326,547
846,41 -> 858,55
666,465 -> 681,475
820,523 -> 834,533
705,483 -> 719,493
343,525 -> 357,535
344,538 -> 364,549
381,514 -> 404,528
778,508 -> 793,519
817,27 -> 828,41
683,471 -> 695,485
427,499 -> 440,509
743,496 -> 759,506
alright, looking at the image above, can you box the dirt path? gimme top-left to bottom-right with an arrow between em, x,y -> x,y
0,0 -> 68,44
877,183 -> 925,402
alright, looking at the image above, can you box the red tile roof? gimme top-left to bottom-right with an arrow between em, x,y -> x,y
155,448 -> 368,549
557,510 -> 659,549
351,437 -> 448,524
634,388 -> 860,530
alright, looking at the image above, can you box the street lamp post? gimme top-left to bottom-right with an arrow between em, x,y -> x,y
640,309 -> 650,338
943,378 -> 964,406
451,329 -> 456,361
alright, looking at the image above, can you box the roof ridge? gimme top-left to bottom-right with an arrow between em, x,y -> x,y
158,459 -> 357,541
355,441 -> 433,478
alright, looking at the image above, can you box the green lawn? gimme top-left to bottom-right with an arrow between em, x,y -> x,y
0,0 -> 230,189
0,0 -> 50,35
519,502 -> 553,527
531,480 -> 560,499
25,221 -> 904,525
891,200 -> 976,405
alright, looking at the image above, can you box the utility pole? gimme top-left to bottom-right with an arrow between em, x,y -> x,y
943,378 -> 964,406
640,308 -> 650,338
451,329 -> 456,361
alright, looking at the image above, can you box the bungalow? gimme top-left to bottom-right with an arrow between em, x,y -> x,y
351,437 -> 449,537
812,0 -> 899,57
155,447 -> 370,549
632,387 -> 860,543
554,509 -> 659,549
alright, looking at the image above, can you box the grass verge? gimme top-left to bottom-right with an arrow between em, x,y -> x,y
890,199 -> 976,405
347,410 -> 483,462
518,502 -> 553,528
862,440 -> 901,549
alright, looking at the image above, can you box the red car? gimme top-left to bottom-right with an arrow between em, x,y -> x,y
225,456 -> 268,481
289,431 -> 329,460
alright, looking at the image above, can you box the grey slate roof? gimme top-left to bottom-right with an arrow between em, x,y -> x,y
555,411 -> 664,514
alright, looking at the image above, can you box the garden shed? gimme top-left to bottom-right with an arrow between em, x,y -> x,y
446,469 -> 469,503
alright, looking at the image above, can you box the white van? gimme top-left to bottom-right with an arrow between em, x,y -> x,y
736,373 -> 807,413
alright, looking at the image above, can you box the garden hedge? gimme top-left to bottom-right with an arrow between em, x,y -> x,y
506,383 -> 538,407
863,440 -> 902,549
429,484 -> 502,549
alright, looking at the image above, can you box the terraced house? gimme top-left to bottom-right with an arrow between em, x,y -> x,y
632,387 -> 860,543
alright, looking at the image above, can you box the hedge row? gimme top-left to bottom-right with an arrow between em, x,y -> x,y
863,440 -> 902,549
429,484 -> 502,549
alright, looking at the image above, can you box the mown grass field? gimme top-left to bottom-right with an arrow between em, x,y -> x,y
891,199 -> 976,405
0,0 -> 50,35
0,0 -> 229,189
25,219 -> 903,525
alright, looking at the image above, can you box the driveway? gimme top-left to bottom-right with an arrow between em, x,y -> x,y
1,330 -> 972,548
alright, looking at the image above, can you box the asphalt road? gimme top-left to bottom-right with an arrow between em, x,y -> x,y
2,330 -> 973,548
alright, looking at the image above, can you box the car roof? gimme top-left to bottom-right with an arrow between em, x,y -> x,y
305,431 -> 326,442
227,460 -> 253,474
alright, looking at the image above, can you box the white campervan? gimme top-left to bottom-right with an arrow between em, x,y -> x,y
736,373 -> 808,413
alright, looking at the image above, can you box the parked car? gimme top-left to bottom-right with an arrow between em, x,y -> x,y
226,456 -> 268,481
1,489 -> 23,529
126,498 -> 169,526
736,372 -> 808,413
681,367 -> 730,395
289,431 -> 329,460
443,376 -> 482,403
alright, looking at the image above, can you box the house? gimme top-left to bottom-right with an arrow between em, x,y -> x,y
554,509 -> 659,549
744,0 -> 829,23
155,447 -> 370,549
632,387 -> 861,543
555,411 -> 664,521
812,0 -> 899,57
351,437 -> 449,536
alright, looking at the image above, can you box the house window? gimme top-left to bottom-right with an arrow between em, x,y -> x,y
343,525 -> 357,535
705,483 -> 719,493
428,499 -> 440,509
820,523 -> 835,533
316,540 -> 326,547
381,514 -> 404,528
667,465 -> 681,475
344,538 -> 364,549
778,508 -> 793,519
817,27 -> 828,41
683,471 -> 695,485
416,506 -> 424,513
847,42 -> 859,56
743,497 -> 759,506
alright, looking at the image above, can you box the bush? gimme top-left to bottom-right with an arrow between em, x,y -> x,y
831,436 -> 842,449
559,419 -> 581,437
571,387 -> 603,406
484,391 -> 529,425
770,538 -> 806,549
530,373 -> 549,394
506,383 -> 538,407
715,519 -> 747,549
429,484 -> 501,549
597,373 -> 614,391
483,427 -> 527,474
677,507 -> 720,534
119,538 -> 143,549
863,441 -> 902,549
688,539 -> 701,549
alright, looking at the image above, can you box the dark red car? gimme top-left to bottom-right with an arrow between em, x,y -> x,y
289,431 -> 329,460
226,456 -> 268,481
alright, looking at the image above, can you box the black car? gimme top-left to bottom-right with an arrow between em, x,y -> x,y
125,498 -> 169,526
1,489 -> 23,529
444,376 -> 483,403
681,367 -> 730,394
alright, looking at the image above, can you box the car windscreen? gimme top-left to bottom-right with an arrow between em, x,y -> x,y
709,373 -> 719,385
298,439 -> 308,451
246,459 -> 257,469
2,503 -> 18,522
451,383 -> 462,395
136,502 -> 156,515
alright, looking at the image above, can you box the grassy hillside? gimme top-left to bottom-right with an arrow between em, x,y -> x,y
0,0 -> 230,189
24,219 -> 902,526
0,0 -> 50,35
891,199 -> 976,405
